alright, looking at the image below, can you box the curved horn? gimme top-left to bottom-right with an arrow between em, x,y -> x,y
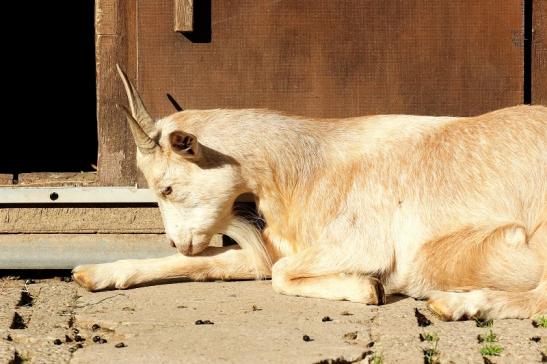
116,104 -> 157,154
116,64 -> 156,136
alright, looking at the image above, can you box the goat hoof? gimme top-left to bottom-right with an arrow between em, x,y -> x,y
372,279 -> 386,305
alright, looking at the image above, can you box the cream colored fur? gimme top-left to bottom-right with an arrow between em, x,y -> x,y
74,105 -> 547,320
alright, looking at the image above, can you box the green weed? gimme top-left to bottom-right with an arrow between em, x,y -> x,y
478,330 -> 497,343
480,344 -> 503,356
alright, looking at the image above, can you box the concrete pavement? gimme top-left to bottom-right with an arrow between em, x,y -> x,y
1,276 -> 545,363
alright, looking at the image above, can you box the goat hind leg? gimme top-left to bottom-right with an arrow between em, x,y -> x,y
421,222 -> 546,320
271,246 -> 386,305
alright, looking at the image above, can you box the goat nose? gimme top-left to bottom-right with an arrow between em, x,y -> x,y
169,239 -> 176,248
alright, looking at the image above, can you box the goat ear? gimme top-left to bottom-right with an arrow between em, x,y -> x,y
169,131 -> 201,159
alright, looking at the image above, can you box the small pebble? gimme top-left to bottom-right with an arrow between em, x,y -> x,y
302,335 -> 313,342
367,341 -> 375,348
4,334 -> 12,342
74,335 -> 85,342
100,338 -> 107,344
530,336 -> 541,342
76,343 -> 84,349
115,342 -> 127,348
65,335 -> 73,343
53,339 -> 62,345
343,332 -> 358,341
321,316 -> 332,322
73,328 -> 79,334
91,324 -> 100,331
195,320 -> 214,325
92,336 -> 101,343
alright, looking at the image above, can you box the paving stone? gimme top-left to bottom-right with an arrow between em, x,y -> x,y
1,277 -> 545,363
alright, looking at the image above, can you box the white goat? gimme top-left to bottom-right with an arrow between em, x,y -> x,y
73,65 -> 547,320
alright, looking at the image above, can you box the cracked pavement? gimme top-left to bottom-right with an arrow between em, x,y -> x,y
1,276 -> 545,363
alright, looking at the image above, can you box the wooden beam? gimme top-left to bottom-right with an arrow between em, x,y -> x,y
0,174 -> 12,186
95,0 -> 138,186
533,0 -> 547,104
0,206 -> 163,234
174,0 -> 193,32
17,172 -> 97,187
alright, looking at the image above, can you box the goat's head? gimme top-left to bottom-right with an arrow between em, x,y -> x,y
116,65 -> 246,255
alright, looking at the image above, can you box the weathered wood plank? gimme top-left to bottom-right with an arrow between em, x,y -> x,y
137,0 -> 523,118
96,0 -> 138,186
17,172 -> 97,187
174,0 -> 193,32
0,175 -> 12,186
0,206 -> 163,234
533,0 -> 547,104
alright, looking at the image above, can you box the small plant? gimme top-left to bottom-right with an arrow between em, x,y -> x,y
479,344 -> 503,356
369,355 -> 383,364
422,332 -> 440,364
420,332 -> 439,342
475,318 -> 494,328
478,330 -> 497,343
423,348 -> 440,364
532,316 -> 547,328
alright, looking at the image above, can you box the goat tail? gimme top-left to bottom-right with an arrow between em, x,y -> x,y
221,215 -> 272,280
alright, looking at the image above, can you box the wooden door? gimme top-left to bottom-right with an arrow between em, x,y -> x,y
96,0 -> 543,187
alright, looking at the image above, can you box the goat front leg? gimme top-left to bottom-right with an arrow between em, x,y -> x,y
73,246 -> 271,291
271,245 -> 386,305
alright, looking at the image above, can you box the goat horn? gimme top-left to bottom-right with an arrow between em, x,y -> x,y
116,104 -> 157,154
166,93 -> 184,112
116,64 -> 156,136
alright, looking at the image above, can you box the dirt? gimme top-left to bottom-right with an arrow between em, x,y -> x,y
1,276 -> 545,363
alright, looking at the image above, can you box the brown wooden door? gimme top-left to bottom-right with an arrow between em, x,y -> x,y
97,0 -> 544,187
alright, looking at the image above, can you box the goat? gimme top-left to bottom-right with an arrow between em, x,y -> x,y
73,65 -> 547,320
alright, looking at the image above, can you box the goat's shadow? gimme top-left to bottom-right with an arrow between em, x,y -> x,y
94,278 -> 412,308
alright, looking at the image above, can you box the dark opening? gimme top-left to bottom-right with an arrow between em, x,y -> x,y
181,0 -> 212,43
1,1 -> 97,175
524,0 -> 532,104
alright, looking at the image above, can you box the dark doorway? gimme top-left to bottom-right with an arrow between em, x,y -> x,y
1,1 -> 97,175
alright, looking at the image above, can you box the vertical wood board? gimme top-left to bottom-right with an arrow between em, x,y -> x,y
96,0 -> 138,186
174,0 -> 194,32
533,0 -> 547,104
136,0 -> 524,118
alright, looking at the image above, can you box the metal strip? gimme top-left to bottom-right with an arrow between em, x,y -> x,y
0,234 -> 173,269
0,187 -> 157,204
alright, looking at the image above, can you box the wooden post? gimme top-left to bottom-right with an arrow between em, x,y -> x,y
533,0 -> 547,104
95,0 -> 138,186
0,174 -> 12,186
174,0 -> 193,32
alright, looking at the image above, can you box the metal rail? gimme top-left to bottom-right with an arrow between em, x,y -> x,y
0,187 -> 156,204
0,234 -> 173,269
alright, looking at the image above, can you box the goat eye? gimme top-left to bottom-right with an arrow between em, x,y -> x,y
161,186 -> 173,196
